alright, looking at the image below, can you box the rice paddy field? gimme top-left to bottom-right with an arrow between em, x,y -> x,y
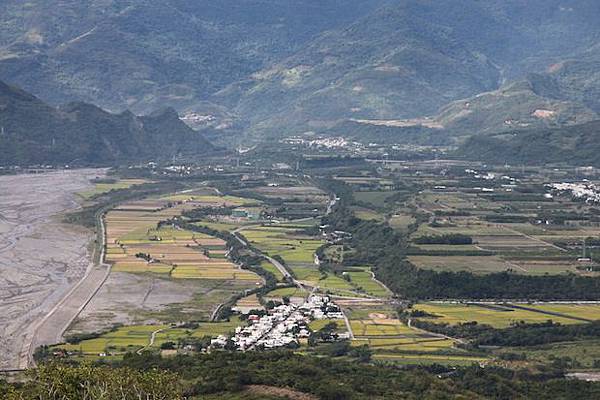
241,225 -> 323,285
264,286 -> 308,299
259,260 -> 285,281
343,303 -> 485,365
104,194 -> 261,283
411,302 -> 600,328
233,294 -> 263,313
343,267 -> 391,298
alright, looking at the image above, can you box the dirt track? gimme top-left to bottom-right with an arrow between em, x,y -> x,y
0,169 -> 102,369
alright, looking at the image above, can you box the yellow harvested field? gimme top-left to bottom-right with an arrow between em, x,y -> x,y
350,319 -> 415,337
172,266 -> 260,281
353,337 -> 455,351
102,191 -> 260,284
234,294 -> 263,312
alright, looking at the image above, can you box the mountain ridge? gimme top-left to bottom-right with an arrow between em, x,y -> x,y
0,80 -> 214,166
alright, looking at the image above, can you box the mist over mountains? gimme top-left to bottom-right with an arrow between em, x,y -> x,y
1,0 -> 600,163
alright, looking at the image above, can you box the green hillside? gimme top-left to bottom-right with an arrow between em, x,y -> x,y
457,120 -> 600,166
0,80 -> 213,166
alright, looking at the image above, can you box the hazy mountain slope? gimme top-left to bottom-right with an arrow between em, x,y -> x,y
418,42 -> 600,138
457,120 -> 600,166
222,3 -> 501,136
0,0 -> 386,115
0,80 -> 213,166
224,0 -> 600,137
2,0 -> 600,141
528,45 -> 600,114
431,80 -> 598,136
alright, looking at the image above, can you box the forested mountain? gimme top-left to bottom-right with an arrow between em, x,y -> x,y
0,80 -> 213,166
1,0 -> 600,145
457,120 -> 600,166
0,0 -> 386,116
223,0 -> 600,136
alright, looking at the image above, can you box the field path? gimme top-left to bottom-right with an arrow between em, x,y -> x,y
501,224 -> 567,252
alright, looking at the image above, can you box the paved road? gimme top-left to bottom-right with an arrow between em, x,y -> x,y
232,228 -> 290,278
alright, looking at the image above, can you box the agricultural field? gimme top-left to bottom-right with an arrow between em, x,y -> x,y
410,303 -> 600,328
241,225 -> 323,285
343,267 -> 391,298
406,186 -> 598,276
407,255 -> 514,274
500,339 -> 600,369
389,213 -> 416,232
78,178 -> 148,199
342,303 -> 484,366
104,194 -> 261,283
353,191 -> 399,208
70,189 -> 263,335
352,207 -> 385,221
56,318 -> 243,359
259,260 -> 285,281
233,294 -> 264,314
264,286 -> 308,300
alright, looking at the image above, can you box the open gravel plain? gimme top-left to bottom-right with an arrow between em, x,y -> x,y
0,169 -> 102,369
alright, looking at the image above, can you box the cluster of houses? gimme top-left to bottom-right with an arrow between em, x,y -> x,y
550,182 -> 600,204
463,169 -> 521,193
282,136 -> 363,150
211,295 -> 346,351
319,224 -> 352,244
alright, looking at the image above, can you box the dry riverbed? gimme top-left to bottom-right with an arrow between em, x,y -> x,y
0,169 -> 103,369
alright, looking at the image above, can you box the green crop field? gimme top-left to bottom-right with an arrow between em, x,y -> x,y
58,325 -> 166,355
79,179 -> 148,199
260,260 -> 284,281
389,214 -> 416,231
308,319 -> 334,332
56,318 -> 243,359
353,191 -> 399,208
265,287 -> 308,298
350,319 -> 415,337
505,339 -> 600,369
289,266 -> 322,283
408,255 -> 512,274
352,207 -> 385,222
412,303 -> 586,328
353,337 -> 455,351
345,267 -> 390,298
523,304 -> 600,321
372,353 -> 487,366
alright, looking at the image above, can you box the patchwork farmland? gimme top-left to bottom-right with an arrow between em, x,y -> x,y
105,192 -> 261,281
68,189 -> 263,335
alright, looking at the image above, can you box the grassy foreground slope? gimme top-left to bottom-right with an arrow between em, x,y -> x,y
4,352 -> 600,399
